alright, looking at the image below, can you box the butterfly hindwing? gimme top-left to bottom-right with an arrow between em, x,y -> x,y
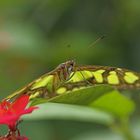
6,60 -> 76,100
6,72 -> 60,100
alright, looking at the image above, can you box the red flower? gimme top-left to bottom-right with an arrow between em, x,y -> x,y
0,135 -> 29,140
0,95 -> 38,130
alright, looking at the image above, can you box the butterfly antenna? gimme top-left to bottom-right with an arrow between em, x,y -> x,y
88,35 -> 105,48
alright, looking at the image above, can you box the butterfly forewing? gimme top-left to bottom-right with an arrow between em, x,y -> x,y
56,65 -> 140,94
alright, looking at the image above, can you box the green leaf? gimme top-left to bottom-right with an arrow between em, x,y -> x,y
24,103 -> 114,125
49,85 -> 114,105
90,90 -> 135,118
31,85 -> 135,119
31,85 -> 114,106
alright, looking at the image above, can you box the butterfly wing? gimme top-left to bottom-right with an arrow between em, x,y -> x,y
5,71 -> 60,100
5,60 -> 75,100
6,64 -> 140,100
56,65 -> 140,94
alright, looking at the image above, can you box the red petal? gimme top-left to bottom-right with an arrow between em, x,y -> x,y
23,106 -> 38,114
17,136 -> 29,140
0,100 -> 11,109
18,106 -> 38,116
0,95 -> 38,129
11,95 -> 29,113
0,114 -> 18,126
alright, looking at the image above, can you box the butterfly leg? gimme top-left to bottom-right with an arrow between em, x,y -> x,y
49,73 -> 60,97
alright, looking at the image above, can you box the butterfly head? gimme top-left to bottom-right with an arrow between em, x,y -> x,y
57,60 -> 75,81
65,60 -> 75,74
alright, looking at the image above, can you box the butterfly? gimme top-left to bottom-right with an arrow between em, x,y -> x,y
5,60 -> 140,100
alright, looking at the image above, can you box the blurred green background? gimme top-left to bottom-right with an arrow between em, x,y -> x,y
0,0 -> 140,139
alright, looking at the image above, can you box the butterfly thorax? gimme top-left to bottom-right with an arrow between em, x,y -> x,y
55,60 -> 75,82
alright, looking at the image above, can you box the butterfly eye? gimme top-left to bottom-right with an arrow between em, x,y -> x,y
70,63 -> 74,67
59,64 -> 65,69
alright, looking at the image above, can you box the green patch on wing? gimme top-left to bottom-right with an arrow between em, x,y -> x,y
124,72 -> 139,84
31,75 -> 54,90
69,70 -> 105,83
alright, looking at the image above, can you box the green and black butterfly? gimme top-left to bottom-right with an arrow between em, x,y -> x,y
6,60 -> 140,100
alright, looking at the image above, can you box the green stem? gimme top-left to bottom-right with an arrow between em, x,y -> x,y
119,118 -> 135,140
111,118 -> 136,140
